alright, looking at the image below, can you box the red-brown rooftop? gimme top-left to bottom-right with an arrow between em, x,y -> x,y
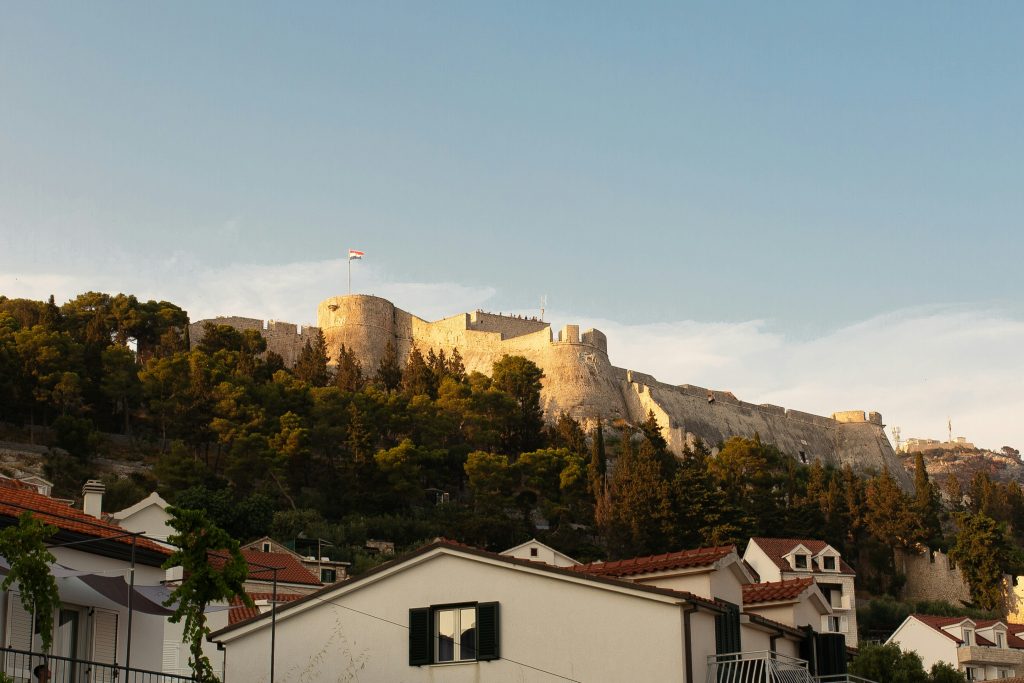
743,577 -> 815,604
749,537 -> 856,575
574,546 -> 735,577
0,484 -> 168,555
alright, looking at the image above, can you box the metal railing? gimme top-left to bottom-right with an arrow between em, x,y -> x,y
707,651 -> 815,683
1,647 -> 196,683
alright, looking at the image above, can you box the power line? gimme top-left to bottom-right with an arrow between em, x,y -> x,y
255,589 -> 584,683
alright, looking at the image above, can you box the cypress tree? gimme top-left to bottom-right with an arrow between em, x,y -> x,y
588,420 -> 607,501
913,453 -> 944,547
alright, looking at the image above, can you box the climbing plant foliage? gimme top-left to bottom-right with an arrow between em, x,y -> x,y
0,512 -> 60,651
164,506 -> 251,683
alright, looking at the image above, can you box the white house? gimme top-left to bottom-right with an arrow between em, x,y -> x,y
0,479 -> 179,681
210,539 -> 863,682
744,537 -> 859,647
109,491 -> 174,548
210,539 -> 735,683
500,538 -> 580,567
888,614 -> 1024,680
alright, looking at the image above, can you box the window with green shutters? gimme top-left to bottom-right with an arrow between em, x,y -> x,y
714,601 -> 741,655
409,602 -> 499,666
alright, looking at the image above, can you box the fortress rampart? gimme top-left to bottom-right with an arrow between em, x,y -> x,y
191,295 -> 911,487
188,316 -> 321,368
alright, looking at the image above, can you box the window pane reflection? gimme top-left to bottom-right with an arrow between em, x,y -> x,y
459,607 -> 476,660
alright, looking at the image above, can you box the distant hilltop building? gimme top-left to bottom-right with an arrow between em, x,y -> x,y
899,436 -> 977,454
191,294 -> 910,487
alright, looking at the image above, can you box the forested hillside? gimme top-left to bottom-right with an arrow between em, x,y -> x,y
1,292 -> 1021,607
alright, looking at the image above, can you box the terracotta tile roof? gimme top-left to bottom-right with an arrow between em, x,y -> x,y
210,550 -> 322,586
743,577 -> 815,604
910,615 -> 1024,649
748,537 -> 855,575
909,615 -> 1010,646
0,484 -> 169,555
573,546 -> 736,577
228,592 -> 305,625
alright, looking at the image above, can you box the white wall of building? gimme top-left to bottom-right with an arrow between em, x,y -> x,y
216,550 -> 711,683
887,618 -> 957,672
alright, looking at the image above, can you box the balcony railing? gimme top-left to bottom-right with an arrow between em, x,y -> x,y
1,646 -> 196,683
707,652 -> 878,683
707,651 -> 814,683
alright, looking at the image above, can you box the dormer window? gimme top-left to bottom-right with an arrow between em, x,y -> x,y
794,554 -> 808,570
822,556 -> 836,571
963,628 -> 974,646
997,632 -> 1005,648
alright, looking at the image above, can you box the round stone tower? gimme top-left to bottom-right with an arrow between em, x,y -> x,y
317,295 -> 398,371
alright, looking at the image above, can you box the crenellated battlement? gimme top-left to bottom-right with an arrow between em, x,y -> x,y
188,316 -> 320,367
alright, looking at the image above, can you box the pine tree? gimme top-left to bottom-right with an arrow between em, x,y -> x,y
447,347 -> 467,382
402,345 -> 437,397
346,402 -> 373,465
599,435 -> 674,558
491,355 -> 545,453
639,410 -> 668,453
334,344 -> 364,393
294,329 -> 330,387
375,341 -> 402,392
864,470 -> 920,548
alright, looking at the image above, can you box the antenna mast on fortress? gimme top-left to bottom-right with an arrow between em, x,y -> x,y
540,295 -> 547,322
947,416 -> 952,443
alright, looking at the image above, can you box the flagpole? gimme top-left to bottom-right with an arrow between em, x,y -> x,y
348,254 -> 351,295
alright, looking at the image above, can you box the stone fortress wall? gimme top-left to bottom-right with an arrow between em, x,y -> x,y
188,316 -> 322,368
192,294 -> 911,487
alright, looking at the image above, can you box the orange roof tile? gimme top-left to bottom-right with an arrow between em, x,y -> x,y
210,550 -> 322,586
0,484 -> 169,555
743,577 -> 815,604
573,546 -> 735,577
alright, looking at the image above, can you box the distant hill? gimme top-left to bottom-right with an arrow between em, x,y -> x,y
902,446 -> 1024,488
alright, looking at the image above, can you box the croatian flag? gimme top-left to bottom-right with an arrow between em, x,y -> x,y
348,250 -> 364,261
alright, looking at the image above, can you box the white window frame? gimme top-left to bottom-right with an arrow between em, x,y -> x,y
822,555 -> 837,571
793,554 -> 809,570
962,628 -> 974,646
434,606 -> 478,663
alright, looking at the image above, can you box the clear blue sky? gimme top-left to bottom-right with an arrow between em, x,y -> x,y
2,2 -> 1021,327
2,3 -> 1023,447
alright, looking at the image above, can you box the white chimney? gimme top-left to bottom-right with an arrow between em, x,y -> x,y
82,480 -> 105,519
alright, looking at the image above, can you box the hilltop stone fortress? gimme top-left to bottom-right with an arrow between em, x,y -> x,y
191,294 -> 910,486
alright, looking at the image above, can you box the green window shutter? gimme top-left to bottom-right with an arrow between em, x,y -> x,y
476,602 -> 500,661
714,601 -> 741,655
409,607 -> 432,666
